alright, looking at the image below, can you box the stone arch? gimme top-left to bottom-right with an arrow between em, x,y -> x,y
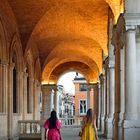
42,56 -> 100,83
49,61 -> 99,84
104,0 -> 124,24
9,33 -> 23,72
34,57 -> 41,82
57,70 -> 88,84
24,50 -> 34,79
24,49 -> 36,114
8,33 -> 24,115
42,39 -> 103,69
42,41 -> 102,82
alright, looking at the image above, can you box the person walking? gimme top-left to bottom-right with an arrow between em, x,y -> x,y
43,110 -> 62,140
81,108 -> 98,140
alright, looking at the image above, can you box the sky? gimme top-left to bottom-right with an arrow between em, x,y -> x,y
58,72 -> 84,95
58,72 -> 76,95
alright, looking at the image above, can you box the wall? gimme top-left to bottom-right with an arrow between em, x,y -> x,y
74,83 -> 94,117
13,115 -> 22,139
0,114 -> 7,139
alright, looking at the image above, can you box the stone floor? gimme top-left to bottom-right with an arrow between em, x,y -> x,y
19,127 -> 107,140
61,127 -> 107,140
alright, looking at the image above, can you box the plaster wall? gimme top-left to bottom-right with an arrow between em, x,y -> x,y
74,83 -> 94,117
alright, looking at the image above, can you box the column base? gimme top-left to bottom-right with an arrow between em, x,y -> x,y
113,113 -> 119,140
97,115 -> 101,130
118,113 -> 125,140
106,117 -> 114,139
101,115 -> 106,134
122,120 -> 140,140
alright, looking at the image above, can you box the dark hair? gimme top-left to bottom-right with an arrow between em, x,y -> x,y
49,110 -> 57,129
86,108 -> 93,123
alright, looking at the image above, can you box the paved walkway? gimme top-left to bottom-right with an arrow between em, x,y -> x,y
61,127 -> 107,140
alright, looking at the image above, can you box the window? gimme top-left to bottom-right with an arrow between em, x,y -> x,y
26,68 -> 32,113
13,67 -> 17,113
27,76 -> 32,113
79,83 -> 87,91
12,53 -> 18,113
79,100 -> 87,115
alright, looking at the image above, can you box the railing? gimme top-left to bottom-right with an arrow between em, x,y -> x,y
18,118 -> 82,139
59,117 -> 82,127
18,120 -> 41,138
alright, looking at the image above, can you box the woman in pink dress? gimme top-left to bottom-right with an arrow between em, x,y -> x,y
43,110 -> 62,140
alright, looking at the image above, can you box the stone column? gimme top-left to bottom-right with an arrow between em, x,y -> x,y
23,72 -> 28,119
106,66 -> 115,139
101,74 -> 106,134
29,79 -> 34,114
17,71 -> 24,116
41,84 -> 56,120
98,81 -> 102,130
106,67 -> 110,124
125,27 -> 137,120
0,61 -> 8,113
7,63 -> 14,139
106,44 -> 115,139
118,46 -> 125,140
54,86 -> 59,118
87,84 -> 91,109
33,80 -> 41,120
113,41 -> 121,140
41,84 -> 55,140
93,83 -> 98,127
51,90 -> 54,110
123,26 -> 139,140
0,61 -> 2,112
92,83 -> 98,118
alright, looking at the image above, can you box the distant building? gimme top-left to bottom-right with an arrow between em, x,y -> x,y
58,85 -> 75,118
73,73 -> 94,118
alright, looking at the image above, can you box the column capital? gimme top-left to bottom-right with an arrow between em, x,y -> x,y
23,72 -> 28,77
126,25 -> 136,32
9,62 -> 15,70
41,84 -> 57,90
111,15 -> 126,50
29,78 -> 35,83
108,64 -> 115,69
103,57 -> 109,69
0,60 -> 8,66
34,80 -> 41,87
99,74 -> 105,82
87,83 -> 98,91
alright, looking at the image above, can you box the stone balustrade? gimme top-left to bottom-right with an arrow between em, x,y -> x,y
59,117 -> 82,127
18,120 -> 41,139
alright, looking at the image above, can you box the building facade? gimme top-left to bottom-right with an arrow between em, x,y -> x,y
73,76 -> 94,118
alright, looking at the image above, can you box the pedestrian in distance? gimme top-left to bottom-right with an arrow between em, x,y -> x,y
43,110 -> 62,140
81,108 -> 98,140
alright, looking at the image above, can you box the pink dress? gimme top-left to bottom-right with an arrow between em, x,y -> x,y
43,119 -> 62,140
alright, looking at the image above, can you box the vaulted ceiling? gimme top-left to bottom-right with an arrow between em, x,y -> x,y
7,0 -> 124,84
